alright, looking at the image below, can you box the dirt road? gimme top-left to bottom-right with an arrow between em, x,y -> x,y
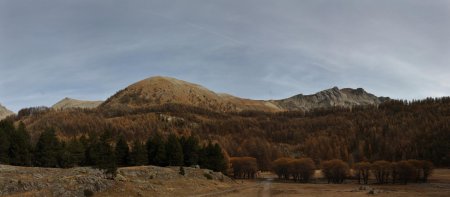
260,178 -> 273,197
193,178 -> 273,197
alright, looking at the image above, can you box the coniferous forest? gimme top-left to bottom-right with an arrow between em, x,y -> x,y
2,97 -> 449,174
0,120 -> 227,176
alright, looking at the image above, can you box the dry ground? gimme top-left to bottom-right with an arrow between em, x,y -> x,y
2,165 -> 449,197
203,169 -> 450,197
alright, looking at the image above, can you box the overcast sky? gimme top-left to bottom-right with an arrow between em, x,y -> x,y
1,0 -> 449,112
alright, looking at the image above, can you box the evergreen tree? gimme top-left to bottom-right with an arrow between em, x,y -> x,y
145,135 -> 154,165
115,135 -> 130,166
66,138 -> 86,166
181,135 -> 200,166
34,128 -> 61,167
130,140 -> 148,166
94,131 -> 117,178
83,133 -> 99,166
9,122 -> 31,166
200,142 -> 227,173
147,133 -> 167,166
58,141 -> 73,168
0,128 -> 10,164
166,133 -> 184,166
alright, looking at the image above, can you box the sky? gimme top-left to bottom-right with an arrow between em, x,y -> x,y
1,0 -> 449,112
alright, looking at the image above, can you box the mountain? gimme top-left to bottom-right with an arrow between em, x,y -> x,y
273,87 -> 389,111
101,76 -> 387,112
100,76 -> 280,112
15,76 -> 449,168
52,97 -> 103,110
0,103 -> 14,120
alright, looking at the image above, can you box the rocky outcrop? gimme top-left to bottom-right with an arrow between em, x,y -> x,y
273,87 -> 388,111
0,103 -> 13,120
52,97 -> 103,110
0,164 -> 234,197
0,165 -> 114,197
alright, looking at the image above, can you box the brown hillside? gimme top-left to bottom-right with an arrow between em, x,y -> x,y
100,76 -> 280,112
100,76 -> 387,112
52,97 -> 103,110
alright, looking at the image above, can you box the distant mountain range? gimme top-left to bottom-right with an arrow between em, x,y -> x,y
100,76 -> 389,112
0,76 -> 390,120
0,103 -> 14,120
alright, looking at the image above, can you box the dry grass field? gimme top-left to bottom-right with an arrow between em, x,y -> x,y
192,169 -> 450,197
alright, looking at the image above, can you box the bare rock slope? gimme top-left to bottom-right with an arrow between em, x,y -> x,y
52,97 -> 103,110
273,87 -> 389,111
101,76 -> 388,112
0,103 -> 13,120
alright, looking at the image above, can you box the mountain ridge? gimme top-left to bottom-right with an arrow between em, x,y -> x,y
100,76 -> 388,112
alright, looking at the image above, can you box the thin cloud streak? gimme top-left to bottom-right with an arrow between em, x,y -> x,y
0,0 -> 449,112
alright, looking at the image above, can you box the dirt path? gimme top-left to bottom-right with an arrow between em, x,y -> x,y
260,178 -> 273,197
193,178 -> 273,197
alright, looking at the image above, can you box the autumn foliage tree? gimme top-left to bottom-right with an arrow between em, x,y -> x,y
371,160 -> 391,184
353,162 -> 371,184
272,157 -> 316,183
289,158 -> 316,183
272,157 -> 291,180
230,157 -> 258,179
322,159 -> 349,184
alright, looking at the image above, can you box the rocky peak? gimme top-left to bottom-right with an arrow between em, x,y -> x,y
273,87 -> 386,111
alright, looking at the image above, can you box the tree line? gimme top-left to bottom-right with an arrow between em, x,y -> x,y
0,119 -> 227,177
232,156 -> 433,185
14,97 -> 450,170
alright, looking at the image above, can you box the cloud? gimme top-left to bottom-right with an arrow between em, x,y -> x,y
0,0 -> 449,111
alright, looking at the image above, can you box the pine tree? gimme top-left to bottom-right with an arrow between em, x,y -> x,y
181,135 -> 200,166
66,138 -> 86,166
166,133 -> 183,166
83,133 -> 99,166
200,142 -> 227,173
9,122 -> 31,166
0,127 -> 10,164
58,141 -> 73,168
130,140 -> 148,166
115,135 -> 130,166
147,133 -> 167,166
34,128 -> 61,167
145,135 -> 154,165
93,131 -> 117,178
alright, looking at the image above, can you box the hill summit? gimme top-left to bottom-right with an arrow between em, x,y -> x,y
100,76 -> 388,112
0,103 -> 14,120
52,97 -> 103,110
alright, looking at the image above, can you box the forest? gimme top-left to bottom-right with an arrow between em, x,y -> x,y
0,120 -> 227,177
6,97 -> 450,172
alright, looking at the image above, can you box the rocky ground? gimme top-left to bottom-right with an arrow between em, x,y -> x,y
2,165 -> 449,197
0,165 -> 235,197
